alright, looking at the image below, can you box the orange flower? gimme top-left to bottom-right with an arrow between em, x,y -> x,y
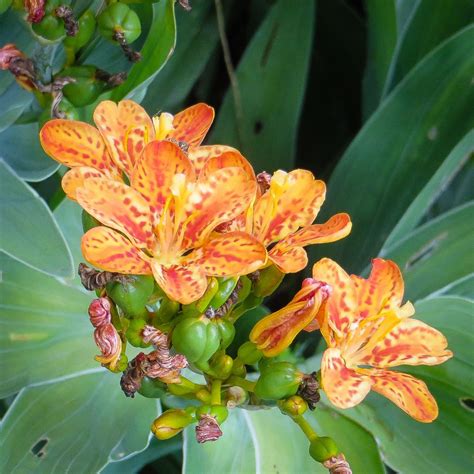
245,170 -> 352,273
40,100 -> 246,200
77,140 -> 266,304
313,258 -> 452,422
250,278 -> 332,357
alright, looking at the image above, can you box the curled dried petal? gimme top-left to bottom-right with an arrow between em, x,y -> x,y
195,414 -> 223,443
94,324 -> 122,369
88,297 -> 111,328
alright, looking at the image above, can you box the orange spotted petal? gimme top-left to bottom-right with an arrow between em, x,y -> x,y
355,318 -> 453,368
370,370 -> 439,422
250,282 -> 330,357
312,258 -> 358,339
132,140 -> 195,216
189,231 -> 266,277
94,100 -> 154,176
76,178 -> 154,249
253,170 -> 326,245
198,149 -> 255,180
188,145 -> 241,174
352,259 -> 405,319
269,246 -> 308,273
169,103 -> 214,148
183,167 -> 257,247
40,119 -> 116,172
321,348 -> 372,408
151,261 -> 208,305
82,226 -> 152,274
61,167 -> 106,200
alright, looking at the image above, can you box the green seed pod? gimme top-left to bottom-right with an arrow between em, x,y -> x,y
172,316 -> 220,364
237,341 -> 263,365
149,296 -> 179,324
97,2 -> 141,43
64,10 -> 96,50
309,437 -> 339,463
59,65 -> 106,107
278,395 -> 308,417
125,318 -> 150,348
151,409 -> 194,440
182,277 -> 219,317
81,209 -> 101,233
212,318 -> 235,350
138,377 -> 167,398
252,265 -> 284,297
208,277 -> 238,310
106,275 -> 155,319
209,352 -> 233,379
196,405 -> 228,424
32,14 -> 65,41
254,361 -> 303,400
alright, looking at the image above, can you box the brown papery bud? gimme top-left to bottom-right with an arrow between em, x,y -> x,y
195,414 -> 223,443
88,298 -> 111,328
323,454 -> 352,474
94,324 -> 122,369
24,0 -> 46,23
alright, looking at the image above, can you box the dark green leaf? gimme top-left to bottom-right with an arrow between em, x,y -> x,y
313,26 -> 474,272
210,0 -> 315,172
0,372 -> 159,473
0,161 -> 73,278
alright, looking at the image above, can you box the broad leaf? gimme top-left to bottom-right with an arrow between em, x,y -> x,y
363,0 -> 397,117
383,129 -> 474,250
382,202 -> 474,301
210,0 -> 314,171
0,372 -> 159,473
0,83 -> 33,133
183,406 -> 383,474
0,161 -> 73,278
0,123 -> 59,181
112,0 -> 177,101
142,1 -> 219,111
383,0 -> 474,97
313,26 -> 474,272
430,274 -> 474,300
329,296 -> 473,473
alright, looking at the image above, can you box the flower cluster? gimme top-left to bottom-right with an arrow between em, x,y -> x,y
40,100 -> 452,470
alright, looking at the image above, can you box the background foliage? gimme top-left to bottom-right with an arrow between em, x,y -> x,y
0,0 -> 473,472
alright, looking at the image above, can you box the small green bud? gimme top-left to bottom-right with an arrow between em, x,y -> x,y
237,341 -> 263,365
212,318 -> 235,350
151,409 -> 194,440
225,386 -> 248,407
278,396 -> 308,417
209,352 -> 233,379
254,362 -> 303,400
252,265 -> 284,297
208,277 -> 238,309
125,318 -> 150,348
309,437 -> 339,463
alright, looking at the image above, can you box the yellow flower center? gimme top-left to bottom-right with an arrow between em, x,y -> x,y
153,112 -> 175,140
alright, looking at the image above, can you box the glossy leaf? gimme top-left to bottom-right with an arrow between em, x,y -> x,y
0,161 -> 73,278
0,372 -> 159,473
112,0 -> 176,101
383,0 -> 474,97
210,0 -> 314,171
0,82 -> 33,133
383,130 -> 474,250
0,253 -> 93,398
0,123 -> 59,181
329,297 -> 473,473
363,0 -> 397,117
313,26 -> 474,272
382,202 -> 474,301
142,2 -> 219,111
430,274 -> 474,300
183,406 -> 383,474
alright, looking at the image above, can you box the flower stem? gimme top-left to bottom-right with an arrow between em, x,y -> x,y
292,415 -> 318,442
226,376 -> 256,392
211,379 -> 222,405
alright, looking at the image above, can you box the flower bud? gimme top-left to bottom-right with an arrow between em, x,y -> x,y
94,323 -> 122,370
237,341 -> 263,365
209,353 -> 233,379
254,362 -> 303,400
208,277 -> 238,310
225,386 -> 248,408
278,395 -> 308,417
88,297 -> 111,328
151,409 -> 194,440
309,437 -> 339,463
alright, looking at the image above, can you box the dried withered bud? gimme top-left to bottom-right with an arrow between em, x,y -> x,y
94,324 -> 122,369
323,454 -> 352,474
256,171 -> 272,195
78,263 -> 127,291
95,69 -> 128,87
121,352 -> 147,397
195,414 -> 222,443
113,31 -> 141,62
0,44 -> 37,91
24,0 -> 46,23
178,0 -> 191,11
88,297 -> 112,328
297,372 -> 320,410
55,5 -> 78,36
166,137 -> 189,153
